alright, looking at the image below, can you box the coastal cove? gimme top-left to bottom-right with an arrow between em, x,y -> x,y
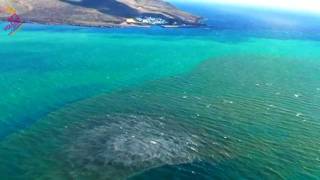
1,3 -> 320,179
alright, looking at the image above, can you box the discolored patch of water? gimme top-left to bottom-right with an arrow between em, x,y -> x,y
64,113 -> 204,179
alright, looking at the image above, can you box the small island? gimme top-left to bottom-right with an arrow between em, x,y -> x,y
0,0 -> 202,27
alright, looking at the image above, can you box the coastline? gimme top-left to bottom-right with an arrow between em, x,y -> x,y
0,0 -> 204,29
0,18 -> 205,29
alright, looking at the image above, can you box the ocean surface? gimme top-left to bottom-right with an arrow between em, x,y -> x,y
0,3 -> 320,179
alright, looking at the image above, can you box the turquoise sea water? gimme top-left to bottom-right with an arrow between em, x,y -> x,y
1,4 -> 320,179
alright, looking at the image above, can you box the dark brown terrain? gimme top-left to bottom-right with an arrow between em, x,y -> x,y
0,0 -> 202,27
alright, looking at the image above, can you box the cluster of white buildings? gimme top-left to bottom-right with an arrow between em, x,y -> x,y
135,16 -> 168,25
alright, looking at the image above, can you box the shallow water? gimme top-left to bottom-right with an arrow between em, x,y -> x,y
1,6 -> 320,179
